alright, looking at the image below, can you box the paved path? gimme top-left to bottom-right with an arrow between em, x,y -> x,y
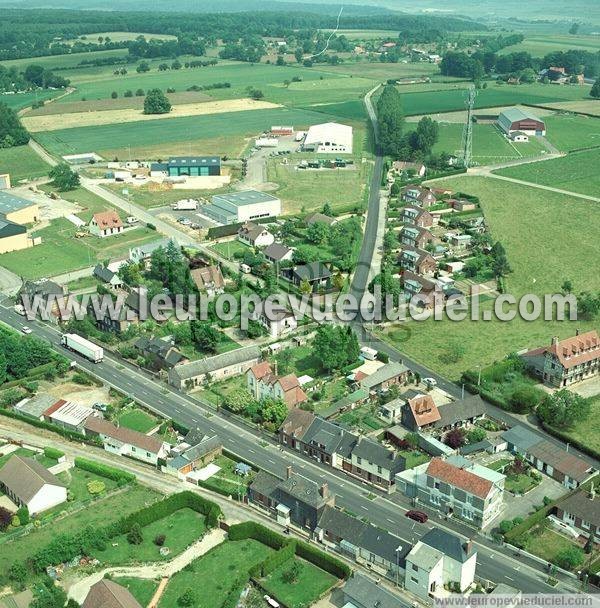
66,528 -> 226,604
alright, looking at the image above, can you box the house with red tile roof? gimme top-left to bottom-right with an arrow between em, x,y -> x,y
89,210 -> 123,238
246,362 -> 308,408
401,393 -> 441,432
396,455 -> 505,529
522,330 -> 600,387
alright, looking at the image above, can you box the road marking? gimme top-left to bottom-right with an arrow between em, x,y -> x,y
267,459 -> 276,464
247,449 -> 255,454
361,506 -> 369,511
386,518 -> 395,524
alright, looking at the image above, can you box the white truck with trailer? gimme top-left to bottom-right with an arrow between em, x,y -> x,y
171,199 -> 198,211
61,333 -> 104,363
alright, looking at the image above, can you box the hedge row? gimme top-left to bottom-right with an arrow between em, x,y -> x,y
0,408 -> 88,443
74,458 -> 136,486
228,522 -> 351,580
253,540 -> 296,578
43,447 -> 64,460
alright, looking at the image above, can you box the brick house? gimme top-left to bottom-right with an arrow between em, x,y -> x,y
553,484 -> 600,541
399,246 -> 437,276
401,185 -> 437,208
400,226 -> 434,249
247,362 -> 308,408
401,206 -> 433,228
401,393 -> 441,432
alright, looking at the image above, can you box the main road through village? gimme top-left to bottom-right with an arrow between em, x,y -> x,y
2,86 -> 597,596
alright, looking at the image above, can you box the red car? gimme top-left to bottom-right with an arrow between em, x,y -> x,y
405,510 -> 428,523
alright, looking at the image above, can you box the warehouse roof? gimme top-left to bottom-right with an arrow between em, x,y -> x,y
498,107 -> 544,126
0,218 -> 26,238
212,190 -> 279,207
0,190 -> 35,215
304,122 -> 353,149
168,156 -> 220,166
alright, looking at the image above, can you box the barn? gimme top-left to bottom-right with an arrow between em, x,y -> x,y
202,190 -> 281,225
302,122 -> 353,154
497,108 -> 546,136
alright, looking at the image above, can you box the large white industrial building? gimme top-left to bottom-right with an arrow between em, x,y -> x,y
202,190 -> 282,225
302,122 -> 353,154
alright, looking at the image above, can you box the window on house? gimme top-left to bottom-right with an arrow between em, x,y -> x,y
377,466 -> 382,474
146,452 -> 151,457
581,520 -> 590,530
411,577 -> 419,584
412,564 -> 419,572
357,457 -> 362,465
430,494 -> 440,506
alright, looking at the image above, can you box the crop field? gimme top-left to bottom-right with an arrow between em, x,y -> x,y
1,48 -> 129,72
494,149 -> 600,197
23,98 -> 281,132
0,89 -> 63,111
34,106 -> 343,159
398,83 -> 591,116
378,176 -> 600,379
543,114 -> 600,152
321,61 -> 441,80
542,101 -> 600,116
0,145 -> 51,182
498,34 -> 600,56
306,99 -> 367,121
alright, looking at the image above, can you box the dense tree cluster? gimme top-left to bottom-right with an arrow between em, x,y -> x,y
538,389 -> 591,429
312,325 -> 359,372
143,88 -> 172,114
49,163 -> 80,191
0,63 -> 69,93
0,329 -> 55,386
0,103 -> 30,148
377,85 -> 405,157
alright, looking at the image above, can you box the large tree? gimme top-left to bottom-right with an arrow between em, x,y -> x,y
591,78 -> 600,99
48,162 -> 80,191
143,88 -> 171,115
0,102 -> 29,147
376,84 -> 405,156
313,325 -> 359,371
537,389 -> 590,429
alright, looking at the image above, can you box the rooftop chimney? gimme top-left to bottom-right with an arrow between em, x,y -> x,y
464,539 -> 473,554
319,482 -> 329,499
286,465 -> 292,480
590,482 -> 595,501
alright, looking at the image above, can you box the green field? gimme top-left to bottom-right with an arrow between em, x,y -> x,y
306,99 -> 367,121
0,145 -> 51,182
494,149 -> 600,197
398,83 -> 591,116
0,485 -> 161,575
0,217 -> 159,279
432,123 -> 546,163
498,34 -> 600,56
158,539 -> 272,608
0,90 -> 63,111
1,49 -> 130,73
34,107 -> 343,159
209,240 -> 251,260
261,559 -> 337,608
378,175 -> 600,379
544,114 -> 600,152
93,508 -> 206,565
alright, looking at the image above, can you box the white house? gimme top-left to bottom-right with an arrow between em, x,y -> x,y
247,361 -> 308,408
129,238 -> 174,267
237,222 -> 275,248
0,455 -> 67,515
303,122 -> 353,154
253,305 -> 298,338
84,417 -> 168,465
405,528 -> 477,600
89,210 -> 124,238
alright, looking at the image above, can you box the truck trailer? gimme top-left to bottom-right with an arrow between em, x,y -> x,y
171,199 -> 198,211
61,333 -> 104,363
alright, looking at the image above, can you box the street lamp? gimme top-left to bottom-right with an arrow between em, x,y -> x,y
396,544 -> 402,588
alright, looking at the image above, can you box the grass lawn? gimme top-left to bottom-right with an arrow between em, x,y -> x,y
0,485 -> 161,574
67,275 -> 101,291
377,175 -> 600,379
93,508 -> 206,565
487,458 -> 512,472
113,577 -> 158,607
0,216 -> 159,279
201,373 -> 247,405
494,149 -> 600,198
117,407 -> 159,433
261,559 -> 337,608
158,539 -> 273,608
209,240 -> 250,260
546,395 -> 600,459
0,145 -> 51,182
57,466 -> 119,502
524,526 -> 584,570
268,157 -> 369,215
505,473 -> 540,494
197,455 -> 255,496
398,449 -> 430,469
544,114 -> 600,152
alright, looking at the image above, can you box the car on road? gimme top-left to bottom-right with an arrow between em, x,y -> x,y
405,510 -> 428,523
21,326 -> 32,335
423,377 -> 437,388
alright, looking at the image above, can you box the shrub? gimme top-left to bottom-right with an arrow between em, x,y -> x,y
72,373 -> 93,386
556,546 -> 584,570
44,446 -> 64,460
154,534 -> 166,546
499,520 -> 514,535
87,480 -> 106,495
177,588 -> 196,607
0,506 -> 12,531
296,539 -> 351,579
127,523 -> 143,545
16,507 -> 29,526
74,458 -> 136,485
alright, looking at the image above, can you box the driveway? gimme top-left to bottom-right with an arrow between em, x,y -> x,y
503,475 -> 567,523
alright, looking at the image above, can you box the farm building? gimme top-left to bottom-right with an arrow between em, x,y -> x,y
0,190 -> 40,254
510,131 -> 529,143
203,190 -> 281,225
0,174 -> 10,189
302,122 -> 353,154
150,156 -> 221,177
497,108 -> 546,136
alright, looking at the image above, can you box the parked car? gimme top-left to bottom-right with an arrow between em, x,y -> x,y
21,326 -> 32,335
423,377 -> 437,388
178,217 -> 192,226
264,596 -> 280,608
92,402 -> 108,412
405,510 -> 428,523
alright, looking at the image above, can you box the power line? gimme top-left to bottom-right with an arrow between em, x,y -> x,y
460,85 -> 476,168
